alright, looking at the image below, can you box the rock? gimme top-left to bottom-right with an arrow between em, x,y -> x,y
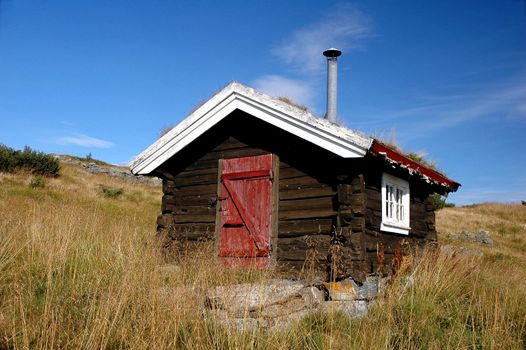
259,297 -> 308,318
447,230 -> 493,246
205,279 -> 375,331
323,280 -> 358,301
298,286 -> 326,305
356,275 -> 383,300
268,309 -> 313,331
323,275 -> 383,301
205,279 -> 305,315
53,154 -> 161,186
82,162 -> 161,185
321,300 -> 368,318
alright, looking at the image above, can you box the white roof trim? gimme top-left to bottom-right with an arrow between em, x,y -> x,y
130,82 -> 373,175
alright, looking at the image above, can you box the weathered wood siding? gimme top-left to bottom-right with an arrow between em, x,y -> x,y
155,111 -> 340,275
155,110 -> 438,281
362,158 -> 437,275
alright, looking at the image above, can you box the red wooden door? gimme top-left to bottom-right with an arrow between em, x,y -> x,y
217,154 -> 274,269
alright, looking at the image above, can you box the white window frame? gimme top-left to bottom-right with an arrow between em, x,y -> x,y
381,173 -> 410,235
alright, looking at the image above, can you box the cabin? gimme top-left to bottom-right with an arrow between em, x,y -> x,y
130,81 -> 459,283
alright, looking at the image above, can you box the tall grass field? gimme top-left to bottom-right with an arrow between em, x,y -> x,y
1,162 -> 525,349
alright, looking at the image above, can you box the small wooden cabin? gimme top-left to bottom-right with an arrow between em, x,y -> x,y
131,82 -> 459,282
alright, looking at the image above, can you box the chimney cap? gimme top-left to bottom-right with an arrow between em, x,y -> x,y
323,48 -> 342,58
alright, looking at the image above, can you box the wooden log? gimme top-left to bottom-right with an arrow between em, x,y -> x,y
279,167 -> 309,180
279,196 -> 335,211
277,235 -> 331,261
174,173 -> 218,187
280,176 -> 329,189
172,223 -> 215,240
279,235 -> 331,247
157,213 -> 174,228
174,214 -> 215,223
173,223 -> 215,232
347,231 -> 364,257
175,194 -> 216,207
276,260 -> 326,276
199,147 -> 267,162
350,217 -> 365,233
163,180 -> 176,194
366,234 -> 407,255
365,188 -> 382,211
351,174 -> 365,193
365,229 -> 378,237
163,203 -> 176,213
280,187 -> 336,200
174,206 -> 216,216
162,195 -> 176,206
337,184 -> 353,205
183,159 -> 220,171
352,205 -> 366,216
350,193 -> 366,208
279,209 -> 337,220
278,219 -> 333,237
175,183 -> 217,196
410,203 -> 428,215
176,167 -> 218,179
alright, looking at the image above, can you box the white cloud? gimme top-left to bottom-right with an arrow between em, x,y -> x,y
359,75 -> 526,138
420,79 -> 526,131
252,5 -> 372,110
55,133 -> 114,148
271,4 -> 371,74
253,75 -> 314,106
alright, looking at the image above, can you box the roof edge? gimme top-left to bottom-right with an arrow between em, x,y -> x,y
130,81 -> 373,175
371,139 -> 460,192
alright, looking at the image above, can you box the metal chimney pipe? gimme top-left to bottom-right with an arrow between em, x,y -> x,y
323,48 -> 342,123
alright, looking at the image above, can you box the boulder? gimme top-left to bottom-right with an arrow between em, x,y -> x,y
447,230 -> 493,246
324,275 -> 383,301
204,279 -> 377,331
298,286 -> 326,305
205,279 -> 305,315
321,300 -> 368,318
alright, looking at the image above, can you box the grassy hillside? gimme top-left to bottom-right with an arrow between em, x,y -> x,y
1,162 -> 525,349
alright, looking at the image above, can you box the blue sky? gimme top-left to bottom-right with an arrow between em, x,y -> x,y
0,1 -> 525,205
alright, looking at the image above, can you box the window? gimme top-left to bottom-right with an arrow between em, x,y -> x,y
381,173 -> 410,235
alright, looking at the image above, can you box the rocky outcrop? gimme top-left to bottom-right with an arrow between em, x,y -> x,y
203,277 -> 386,331
447,230 -> 493,246
53,155 -> 161,185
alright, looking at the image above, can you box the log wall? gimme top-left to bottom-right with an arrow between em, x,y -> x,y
362,160 -> 437,275
155,111 -> 340,277
154,110 -> 438,281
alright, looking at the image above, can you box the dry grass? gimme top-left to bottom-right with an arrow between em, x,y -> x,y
1,165 -> 525,349
437,203 -> 526,268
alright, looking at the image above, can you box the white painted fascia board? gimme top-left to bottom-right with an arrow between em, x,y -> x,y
233,95 -> 370,158
130,82 -> 373,175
